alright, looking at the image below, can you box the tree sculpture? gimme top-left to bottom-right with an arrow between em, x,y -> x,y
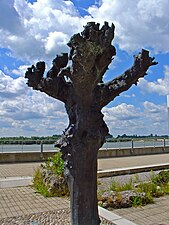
25,22 -> 157,225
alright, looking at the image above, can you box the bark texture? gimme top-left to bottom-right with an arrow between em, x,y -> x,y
25,22 -> 157,225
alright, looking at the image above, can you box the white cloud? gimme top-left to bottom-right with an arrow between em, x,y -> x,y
11,65 -> 30,77
0,0 -> 168,65
88,0 -> 169,53
102,103 -> 142,136
0,70 -> 27,98
143,101 -> 167,126
0,0 -> 84,62
138,65 -> 169,95
0,69 -> 68,136
45,31 -> 69,55
102,101 -> 167,136
103,103 -> 140,121
142,101 -> 168,132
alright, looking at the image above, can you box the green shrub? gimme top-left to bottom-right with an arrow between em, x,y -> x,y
131,192 -> 154,207
33,152 -> 69,197
33,167 -> 52,197
161,183 -> 169,194
137,181 -> 164,198
109,180 -> 117,191
152,170 -> 169,185
131,196 -> 142,207
110,179 -> 133,192
44,152 -> 64,176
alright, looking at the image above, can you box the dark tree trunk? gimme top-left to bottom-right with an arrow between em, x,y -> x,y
60,103 -> 108,224
68,152 -> 99,225
25,21 -> 157,225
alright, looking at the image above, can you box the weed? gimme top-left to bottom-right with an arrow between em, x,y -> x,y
110,178 -> 133,192
33,167 -> 52,197
45,152 -> 64,176
152,170 -> 169,185
131,196 -> 142,207
133,174 -> 139,184
33,152 -> 69,197
160,183 -> 169,194
137,181 -> 164,198
115,193 -> 123,205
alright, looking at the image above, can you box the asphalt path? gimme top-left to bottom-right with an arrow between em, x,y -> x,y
98,153 -> 169,170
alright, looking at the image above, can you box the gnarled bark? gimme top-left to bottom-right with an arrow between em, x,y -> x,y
25,21 -> 157,225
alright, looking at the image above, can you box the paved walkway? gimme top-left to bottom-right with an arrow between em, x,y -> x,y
1,154 -> 169,224
0,162 -> 41,178
114,195 -> 169,225
0,186 -> 69,219
98,153 -> 169,170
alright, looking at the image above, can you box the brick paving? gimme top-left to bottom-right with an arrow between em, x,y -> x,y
1,186 -> 169,225
0,186 -> 69,219
113,195 -> 169,225
0,187 -> 114,225
0,163 -> 41,178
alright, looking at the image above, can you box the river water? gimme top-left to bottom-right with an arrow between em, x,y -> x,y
0,140 -> 169,153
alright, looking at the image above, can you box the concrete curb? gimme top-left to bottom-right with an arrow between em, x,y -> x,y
98,163 -> 169,178
0,176 -> 33,188
98,206 -> 137,225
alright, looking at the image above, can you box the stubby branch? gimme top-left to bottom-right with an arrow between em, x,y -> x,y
25,53 -> 70,103
59,22 -> 116,95
95,49 -> 158,108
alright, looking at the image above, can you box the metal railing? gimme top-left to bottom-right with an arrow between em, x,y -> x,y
0,140 -> 57,153
0,138 -> 169,153
102,138 -> 169,150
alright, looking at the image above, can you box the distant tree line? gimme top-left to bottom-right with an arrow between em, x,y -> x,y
0,135 -> 61,145
106,133 -> 169,142
0,134 -> 168,145
117,134 -> 168,138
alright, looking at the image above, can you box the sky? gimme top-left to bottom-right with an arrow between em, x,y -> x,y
0,0 -> 169,137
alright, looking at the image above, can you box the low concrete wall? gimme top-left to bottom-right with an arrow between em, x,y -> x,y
0,152 -> 56,163
0,146 -> 169,163
98,146 -> 169,158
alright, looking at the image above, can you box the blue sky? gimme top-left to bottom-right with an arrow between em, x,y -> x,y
0,0 -> 169,137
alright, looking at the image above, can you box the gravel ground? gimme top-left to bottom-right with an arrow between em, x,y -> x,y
0,209 -> 115,225
98,170 -> 161,191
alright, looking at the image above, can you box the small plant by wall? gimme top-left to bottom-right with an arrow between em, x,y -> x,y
33,152 -> 69,197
